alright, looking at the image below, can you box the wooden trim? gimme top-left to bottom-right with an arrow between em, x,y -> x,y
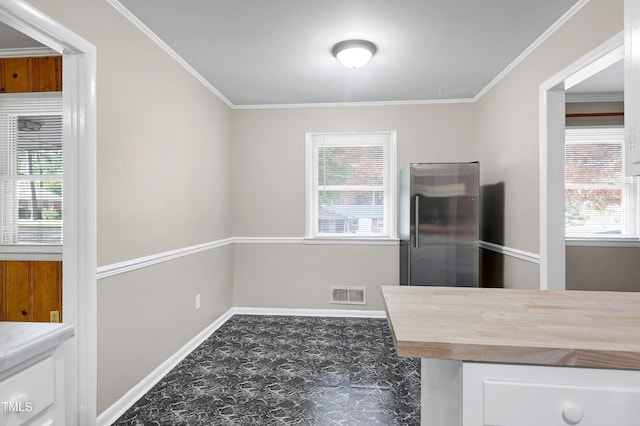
58,261 -> 62,322
0,261 -> 5,320
28,260 -> 34,321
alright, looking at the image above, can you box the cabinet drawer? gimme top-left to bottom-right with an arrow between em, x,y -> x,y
0,356 -> 55,426
483,379 -> 640,426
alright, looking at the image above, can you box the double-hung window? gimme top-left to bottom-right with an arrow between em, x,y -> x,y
0,93 -> 63,246
565,126 -> 639,240
305,131 -> 397,240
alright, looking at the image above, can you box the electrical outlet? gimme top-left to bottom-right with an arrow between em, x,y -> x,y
195,294 -> 201,310
50,310 -> 60,323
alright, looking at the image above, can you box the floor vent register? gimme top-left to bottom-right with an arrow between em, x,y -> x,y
331,286 -> 366,305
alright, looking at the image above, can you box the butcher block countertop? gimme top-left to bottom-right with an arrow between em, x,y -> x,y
381,286 -> 640,370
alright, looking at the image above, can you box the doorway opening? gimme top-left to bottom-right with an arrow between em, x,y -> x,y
0,1 -> 97,424
540,32 -> 623,290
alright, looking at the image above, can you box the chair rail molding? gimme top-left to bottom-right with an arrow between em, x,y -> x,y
96,238 -> 234,280
478,241 -> 540,264
98,237 -> 541,281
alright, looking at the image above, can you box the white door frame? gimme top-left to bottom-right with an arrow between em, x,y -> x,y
539,32 -> 624,290
0,1 -> 97,425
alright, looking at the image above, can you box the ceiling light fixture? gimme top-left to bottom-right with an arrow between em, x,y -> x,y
332,39 -> 377,69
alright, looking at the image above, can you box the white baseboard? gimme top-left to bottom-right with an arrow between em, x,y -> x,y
96,306 -> 387,425
96,308 -> 235,426
232,307 -> 387,318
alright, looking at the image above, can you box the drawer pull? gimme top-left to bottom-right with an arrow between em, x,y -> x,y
562,402 -> 583,425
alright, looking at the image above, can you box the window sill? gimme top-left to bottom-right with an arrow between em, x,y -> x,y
304,237 -> 399,246
0,245 -> 63,261
566,238 -> 640,248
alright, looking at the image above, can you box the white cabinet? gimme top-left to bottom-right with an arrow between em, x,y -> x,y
0,346 -> 66,426
625,0 -> 640,176
463,362 -> 640,426
0,323 -> 72,426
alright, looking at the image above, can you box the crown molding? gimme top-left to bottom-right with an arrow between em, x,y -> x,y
473,0 -> 590,102
0,46 -> 57,57
233,97 -> 475,110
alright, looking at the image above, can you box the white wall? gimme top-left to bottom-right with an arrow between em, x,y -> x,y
26,0 -> 235,414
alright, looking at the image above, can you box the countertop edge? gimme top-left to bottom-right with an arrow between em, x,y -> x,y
0,323 -> 74,374
395,340 -> 640,370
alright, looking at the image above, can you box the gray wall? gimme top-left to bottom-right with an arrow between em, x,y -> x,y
97,247 -> 233,410
231,104 -> 477,309
233,243 -> 397,309
475,0 -> 623,288
230,105 -> 477,237
27,0 -> 235,414
567,246 -> 640,291
22,0 -> 632,417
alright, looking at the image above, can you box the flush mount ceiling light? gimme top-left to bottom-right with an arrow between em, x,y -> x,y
332,39 -> 377,69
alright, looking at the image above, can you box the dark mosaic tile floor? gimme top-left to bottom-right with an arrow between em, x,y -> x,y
113,315 -> 420,425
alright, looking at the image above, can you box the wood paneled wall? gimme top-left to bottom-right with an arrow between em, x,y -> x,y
0,260 -> 62,322
0,56 -> 62,93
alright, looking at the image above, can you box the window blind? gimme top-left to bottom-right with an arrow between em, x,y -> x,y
0,93 -> 63,245
306,132 -> 396,238
565,127 -> 639,237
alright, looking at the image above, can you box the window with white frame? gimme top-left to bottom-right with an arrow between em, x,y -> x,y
565,127 -> 639,238
305,131 -> 397,240
0,93 -> 63,246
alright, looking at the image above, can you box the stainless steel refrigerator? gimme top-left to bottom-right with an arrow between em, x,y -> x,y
399,162 -> 479,286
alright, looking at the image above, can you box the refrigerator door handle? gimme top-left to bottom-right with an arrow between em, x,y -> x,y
408,246 -> 411,284
414,195 -> 419,248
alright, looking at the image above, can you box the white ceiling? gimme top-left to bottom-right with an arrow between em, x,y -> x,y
0,0 -> 624,105
115,0 -> 583,107
567,59 -> 624,98
0,21 -> 45,49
